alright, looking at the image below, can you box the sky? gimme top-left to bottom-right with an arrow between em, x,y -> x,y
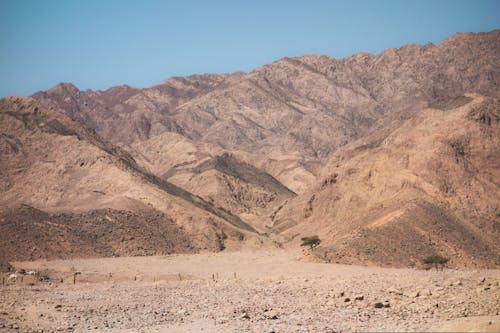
0,0 -> 499,97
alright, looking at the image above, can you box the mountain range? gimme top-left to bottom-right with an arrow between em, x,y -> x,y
1,30 -> 499,270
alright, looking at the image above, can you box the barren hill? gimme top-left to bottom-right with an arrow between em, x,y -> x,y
32,30 -> 500,194
273,95 -> 500,268
0,97 -> 267,268
33,31 -> 500,157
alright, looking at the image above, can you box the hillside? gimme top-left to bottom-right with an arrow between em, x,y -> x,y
32,31 -> 500,194
273,95 -> 500,268
0,97 -> 267,269
33,31 -> 500,156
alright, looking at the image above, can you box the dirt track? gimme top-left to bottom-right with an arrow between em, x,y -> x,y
1,250 -> 499,332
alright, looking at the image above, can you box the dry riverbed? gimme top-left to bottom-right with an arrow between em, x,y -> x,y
1,250 -> 499,332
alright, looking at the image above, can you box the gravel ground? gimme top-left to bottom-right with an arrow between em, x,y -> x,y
1,250 -> 499,332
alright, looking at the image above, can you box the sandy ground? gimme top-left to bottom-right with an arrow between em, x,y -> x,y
1,249 -> 499,332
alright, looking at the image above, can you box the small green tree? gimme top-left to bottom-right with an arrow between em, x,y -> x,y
423,255 -> 449,270
301,235 -> 321,250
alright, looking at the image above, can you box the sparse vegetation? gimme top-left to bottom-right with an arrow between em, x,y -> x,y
423,255 -> 449,270
301,235 -> 321,250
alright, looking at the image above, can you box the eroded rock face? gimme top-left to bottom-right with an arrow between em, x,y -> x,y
274,95 -> 500,268
0,97 -> 266,269
32,31 -> 500,158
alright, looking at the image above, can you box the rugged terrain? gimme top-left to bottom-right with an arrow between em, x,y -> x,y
1,250 -> 499,332
274,95 -> 500,268
0,97 -> 268,270
32,30 -> 500,192
0,30 -> 499,270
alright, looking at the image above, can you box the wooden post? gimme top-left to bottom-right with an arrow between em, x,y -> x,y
73,274 -> 76,285
178,273 -> 182,281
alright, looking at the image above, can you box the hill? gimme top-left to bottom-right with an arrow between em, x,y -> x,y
273,95 -> 500,268
0,97 -> 267,269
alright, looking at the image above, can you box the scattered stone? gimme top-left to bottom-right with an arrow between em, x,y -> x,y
374,302 -> 384,309
176,309 -> 188,317
420,288 -> 432,296
264,310 -> 278,320
344,297 -> 351,302
240,312 -> 250,319
387,287 -> 403,295
354,294 -> 364,301
54,304 -> 62,309
403,290 -> 420,298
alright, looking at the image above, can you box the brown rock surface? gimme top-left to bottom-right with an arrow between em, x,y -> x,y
33,31 -> 500,158
0,97 -> 265,269
274,95 -> 500,268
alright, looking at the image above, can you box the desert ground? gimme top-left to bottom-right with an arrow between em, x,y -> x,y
1,250 -> 499,333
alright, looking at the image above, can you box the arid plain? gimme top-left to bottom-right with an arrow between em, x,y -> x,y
2,250 -> 499,332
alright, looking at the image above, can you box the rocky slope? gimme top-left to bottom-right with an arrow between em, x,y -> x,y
32,30 -> 500,195
273,95 -> 500,268
0,97 -> 266,269
33,31 -> 500,157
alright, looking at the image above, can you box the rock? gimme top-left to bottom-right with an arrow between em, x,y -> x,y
387,287 -> 403,295
450,280 -> 462,286
420,288 -> 432,296
54,304 -> 62,309
354,294 -> 364,301
240,312 -> 250,319
403,290 -> 420,298
374,302 -> 384,309
344,297 -> 351,302
176,309 -> 188,317
477,285 -> 491,292
384,301 -> 391,308
264,310 -> 278,320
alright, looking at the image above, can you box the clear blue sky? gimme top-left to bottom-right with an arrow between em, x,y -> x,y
1,0 -> 499,97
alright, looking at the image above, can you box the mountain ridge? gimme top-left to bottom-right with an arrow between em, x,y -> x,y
1,30 -> 499,269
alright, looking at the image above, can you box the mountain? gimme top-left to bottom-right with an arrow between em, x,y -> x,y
33,33 -> 499,148
273,94 -> 500,268
32,30 -> 500,195
1,30 -> 499,269
0,97 -> 269,269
